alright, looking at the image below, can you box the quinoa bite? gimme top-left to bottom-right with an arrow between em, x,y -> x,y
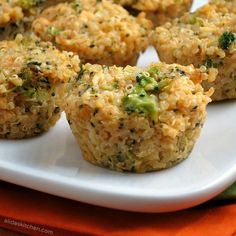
209,0 -> 236,14
112,0 -> 193,26
0,0 -> 71,40
0,35 -> 80,139
62,62 -> 213,173
0,0 -> 23,27
0,0 -> 44,40
32,0 -> 153,66
151,2 -> 236,101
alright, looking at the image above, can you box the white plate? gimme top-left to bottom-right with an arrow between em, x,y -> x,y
0,0 -> 236,213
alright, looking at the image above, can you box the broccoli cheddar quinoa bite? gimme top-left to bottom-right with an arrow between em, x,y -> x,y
151,2 -> 236,101
112,0 -> 193,26
32,0 -> 152,66
0,0 -> 23,39
0,0 -> 43,40
63,62 -> 213,173
0,0 -> 71,40
209,0 -> 236,14
0,35 -> 80,139
0,0 -> 23,27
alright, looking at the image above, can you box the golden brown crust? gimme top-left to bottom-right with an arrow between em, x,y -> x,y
151,2 -> 236,101
63,62 -> 212,172
113,0 -> 193,26
0,0 -> 23,27
32,0 -> 152,66
0,35 -> 80,139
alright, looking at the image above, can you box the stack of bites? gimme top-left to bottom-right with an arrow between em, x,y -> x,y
0,0 -> 235,172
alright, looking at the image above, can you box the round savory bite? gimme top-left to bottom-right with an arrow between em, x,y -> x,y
0,0 -> 71,40
0,0 -> 23,27
0,35 -> 80,139
0,0 -> 43,40
151,2 -> 236,101
32,0 -> 152,66
112,0 -> 193,26
209,0 -> 236,14
62,62 -> 213,173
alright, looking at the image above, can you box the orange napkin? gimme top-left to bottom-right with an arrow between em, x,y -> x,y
0,181 -> 236,236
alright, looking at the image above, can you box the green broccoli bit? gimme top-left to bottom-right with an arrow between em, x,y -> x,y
122,90 -> 158,122
136,73 -> 159,91
219,31 -> 235,50
76,64 -> 85,81
148,66 -> 159,76
27,61 -> 42,67
18,0 -> 45,9
47,26 -> 61,37
34,88 -> 49,103
18,68 -> 33,88
136,72 -> 169,92
16,68 -> 49,103
15,69 -> 35,97
189,16 -> 204,26
72,0 -> 83,12
203,59 -> 219,69
122,71 -> 167,121
122,70 -> 171,121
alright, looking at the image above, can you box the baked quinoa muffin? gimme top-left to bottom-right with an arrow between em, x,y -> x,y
151,2 -> 236,101
63,62 -> 213,173
112,0 -> 193,26
0,0 -> 71,40
0,0 -> 23,27
209,0 -> 236,14
0,35 -> 80,139
0,0 -> 44,40
32,0 -> 152,66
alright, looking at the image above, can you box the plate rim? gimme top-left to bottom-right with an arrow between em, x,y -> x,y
1,158 -> 235,213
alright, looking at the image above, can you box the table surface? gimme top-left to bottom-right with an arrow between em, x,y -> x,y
1,180 -> 236,236
0,228 -> 26,236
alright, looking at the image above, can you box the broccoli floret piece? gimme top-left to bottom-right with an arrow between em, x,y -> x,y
18,0 -> 45,9
203,59 -> 219,69
219,31 -> 235,50
47,26 -> 61,37
72,0 -> 83,12
122,91 -> 158,122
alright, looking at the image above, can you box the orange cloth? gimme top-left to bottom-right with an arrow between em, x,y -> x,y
0,181 -> 236,236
